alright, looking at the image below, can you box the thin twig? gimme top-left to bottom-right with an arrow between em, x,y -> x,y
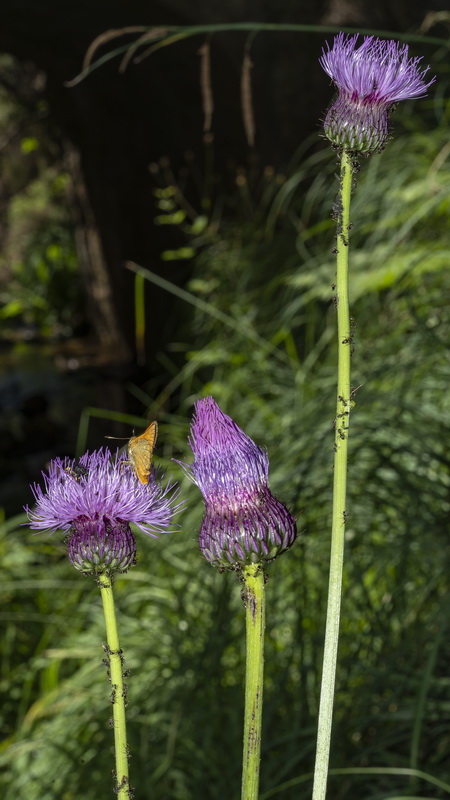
82,27 -> 147,71
119,28 -> 172,73
241,38 -> 256,147
198,42 -> 214,133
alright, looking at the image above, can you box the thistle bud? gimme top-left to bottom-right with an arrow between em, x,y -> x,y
188,397 -> 297,570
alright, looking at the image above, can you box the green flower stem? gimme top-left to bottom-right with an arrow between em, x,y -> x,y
99,572 -> 130,799
312,149 -> 353,800
241,563 -> 266,800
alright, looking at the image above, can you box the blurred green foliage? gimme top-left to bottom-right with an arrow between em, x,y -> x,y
0,56 -> 83,340
1,170 -> 81,337
1,59 -> 450,800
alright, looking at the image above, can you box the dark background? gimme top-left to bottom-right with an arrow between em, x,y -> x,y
0,0 -> 444,361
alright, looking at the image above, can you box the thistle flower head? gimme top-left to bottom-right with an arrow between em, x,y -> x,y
320,32 -> 435,153
26,449 -> 180,577
187,397 -> 297,570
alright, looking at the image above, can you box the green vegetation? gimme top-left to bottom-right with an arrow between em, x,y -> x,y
1,91 -> 450,800
0,56 -> 82,340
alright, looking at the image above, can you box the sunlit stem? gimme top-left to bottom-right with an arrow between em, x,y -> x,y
241,563 -> 266,800
99,572 -> 130,799
312,149 -> 353,800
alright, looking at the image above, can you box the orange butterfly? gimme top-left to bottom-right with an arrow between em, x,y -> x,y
127,421 -> 158,484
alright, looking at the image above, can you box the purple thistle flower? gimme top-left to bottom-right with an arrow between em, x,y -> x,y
26,449 -> 180,577
320,32 -> 435,154
187,397 -> 297,570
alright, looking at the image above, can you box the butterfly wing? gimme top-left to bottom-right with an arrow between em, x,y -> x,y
128,421 -> 158,483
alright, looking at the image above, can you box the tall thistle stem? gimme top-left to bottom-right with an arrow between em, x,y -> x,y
186,397 -> 297,800
99,572 -> 130,799
241,563 -> 266,800
312,149 -> 353,800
